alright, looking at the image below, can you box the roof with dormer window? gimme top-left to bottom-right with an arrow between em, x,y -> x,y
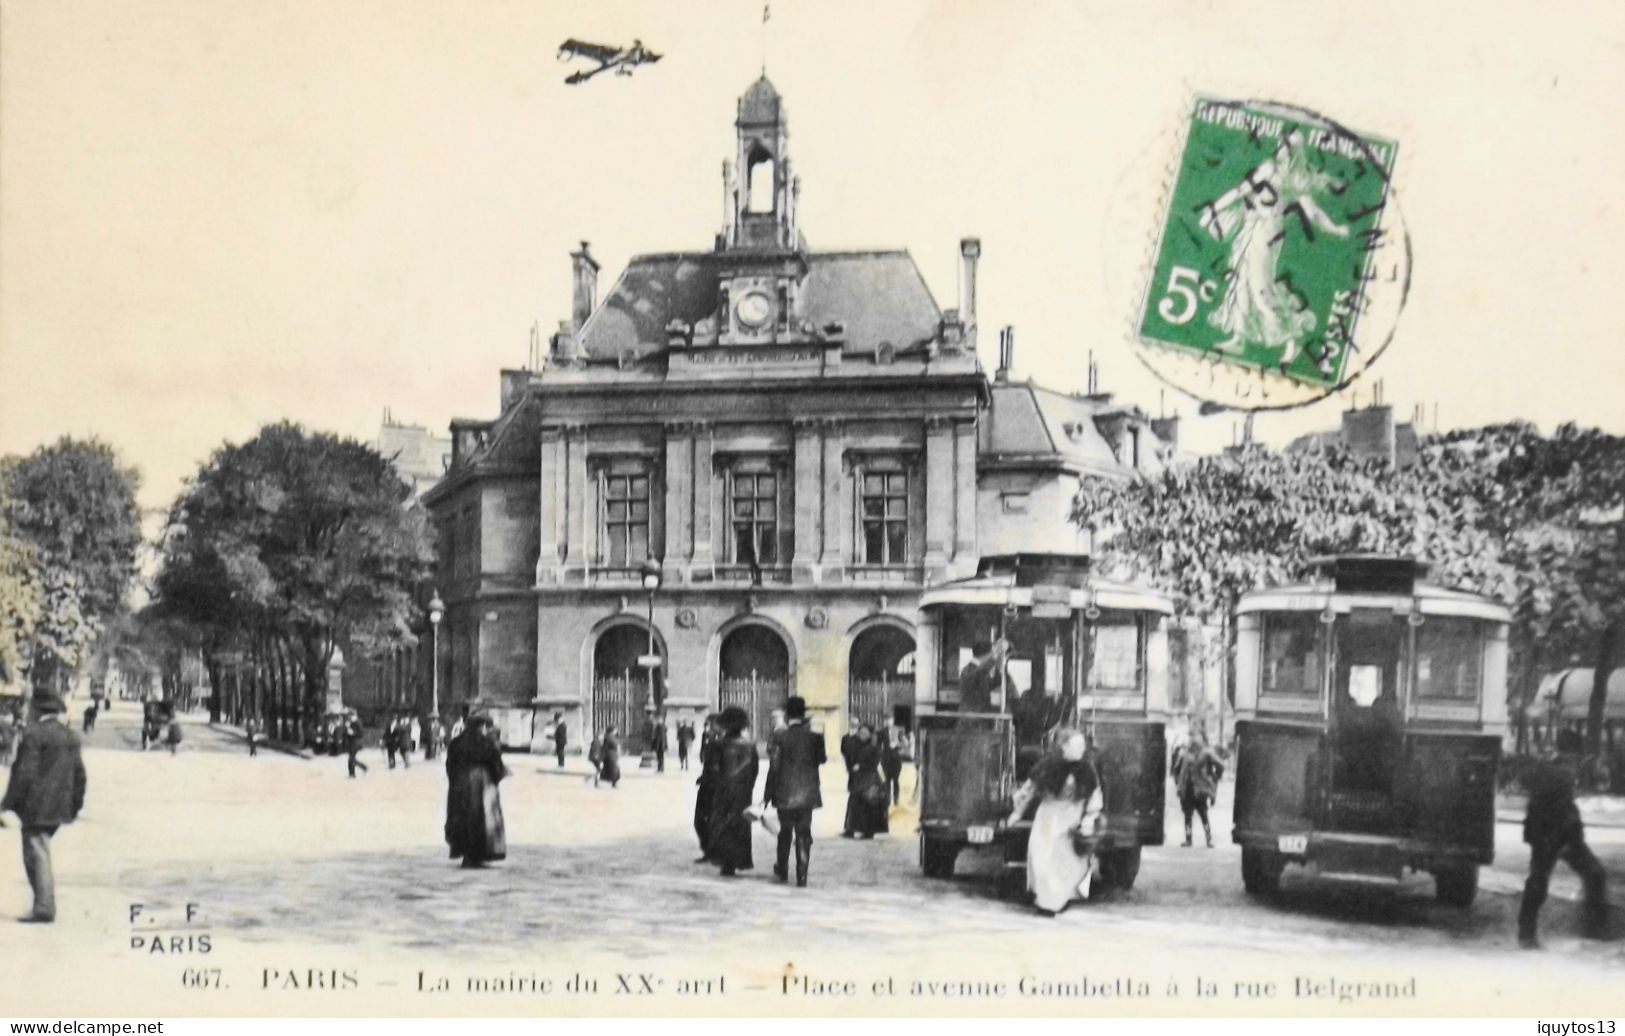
577,249 -> 943,361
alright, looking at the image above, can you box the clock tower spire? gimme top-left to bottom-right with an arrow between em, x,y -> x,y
724,76 -> 799,252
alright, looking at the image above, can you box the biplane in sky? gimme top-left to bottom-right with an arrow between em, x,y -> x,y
556,39 -> 662,85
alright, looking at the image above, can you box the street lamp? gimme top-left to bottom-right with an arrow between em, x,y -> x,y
638,558 -> 663,767
428,591 -> 444,759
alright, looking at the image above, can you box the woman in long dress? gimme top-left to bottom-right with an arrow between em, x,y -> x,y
706,706 -> 759,877
444,713 -> 509,868
1008,729 -> 1105,915
599,726 -> 622,788
843,724 -> 889,839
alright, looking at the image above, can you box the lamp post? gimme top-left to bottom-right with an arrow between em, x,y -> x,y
428,591 -> 444,759
638,558 -> 664,767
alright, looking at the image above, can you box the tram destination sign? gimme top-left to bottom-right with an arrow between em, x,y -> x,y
1031,584 -> 1072,619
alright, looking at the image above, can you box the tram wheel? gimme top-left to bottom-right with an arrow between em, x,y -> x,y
1433,865 -> 1478,908
920,835 -> 958,879
1100,847 -> 1143,891
1241,848 -> 1284,895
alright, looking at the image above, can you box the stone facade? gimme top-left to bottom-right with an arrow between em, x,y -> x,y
421,78 -> 1175,754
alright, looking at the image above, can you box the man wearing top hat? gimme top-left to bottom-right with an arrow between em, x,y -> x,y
765,696 -> 826,888
0,692 -> 87,923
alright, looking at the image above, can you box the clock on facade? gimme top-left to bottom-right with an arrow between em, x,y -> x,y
734,290 -> 774,329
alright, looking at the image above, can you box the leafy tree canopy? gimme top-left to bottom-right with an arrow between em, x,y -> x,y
155,423 -> 434,704
1,437 -> 142,678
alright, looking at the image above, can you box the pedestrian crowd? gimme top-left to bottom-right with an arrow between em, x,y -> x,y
1,686 -> 1614,952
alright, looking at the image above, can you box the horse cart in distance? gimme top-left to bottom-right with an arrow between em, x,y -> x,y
914,553 -> 1174,897
1231,554 -> 1510,906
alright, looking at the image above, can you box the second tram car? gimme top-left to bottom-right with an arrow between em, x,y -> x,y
1231,555 -> 1511,905
914,553 -> 1175,894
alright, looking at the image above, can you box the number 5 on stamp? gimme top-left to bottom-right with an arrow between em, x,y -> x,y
1138,97 -> 1399,390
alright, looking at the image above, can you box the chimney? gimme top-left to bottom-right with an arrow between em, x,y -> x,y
995,326 -> 1013,382
959,238 -> 981,329
570,242 -> 599,332
1151,414 -> 1180,452
1341,404 -> 1396,465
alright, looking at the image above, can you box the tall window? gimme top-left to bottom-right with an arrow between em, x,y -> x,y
453,505 -> 478,578
730,469 -> 779,566
851,457 -> 916,565
860,468 -> 910,565
600,470 -> 650,567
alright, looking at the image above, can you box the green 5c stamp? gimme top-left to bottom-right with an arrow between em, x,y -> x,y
1138,97 -> 1404,395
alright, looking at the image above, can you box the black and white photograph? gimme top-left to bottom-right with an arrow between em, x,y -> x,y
1,0 -> 1622,1021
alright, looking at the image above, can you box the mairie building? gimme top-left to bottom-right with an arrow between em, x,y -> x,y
421,78 -> 1180,754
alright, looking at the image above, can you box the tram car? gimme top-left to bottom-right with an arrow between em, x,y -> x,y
914,553 -> 1175,895
1231,554 -> 1510,905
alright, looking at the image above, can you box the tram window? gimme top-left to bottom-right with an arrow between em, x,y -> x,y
939,607 -> 1002,688
1347,665 -> 1383,707
1261,612 -> 1320,696
1006,659 -> 1033,694
1088,611 -> 1142,694
1414,616 -> 1483,701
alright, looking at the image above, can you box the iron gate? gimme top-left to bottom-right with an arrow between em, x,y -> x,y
718,671 -> 789,747
848,675 -> 914,733
592,672 -> 650,755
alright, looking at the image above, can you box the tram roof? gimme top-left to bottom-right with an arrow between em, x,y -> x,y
1237,579 -> 1511,622
920,567 -> 1175,614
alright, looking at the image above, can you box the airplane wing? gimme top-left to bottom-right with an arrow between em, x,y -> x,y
557,39 -> 622,63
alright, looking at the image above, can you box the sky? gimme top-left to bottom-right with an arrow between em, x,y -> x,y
3,0 -> 1623,516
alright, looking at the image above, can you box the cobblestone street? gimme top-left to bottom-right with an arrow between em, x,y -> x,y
3,708 -> 1622,1015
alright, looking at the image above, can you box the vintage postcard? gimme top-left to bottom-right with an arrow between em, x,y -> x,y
1,0 -> 1623,1021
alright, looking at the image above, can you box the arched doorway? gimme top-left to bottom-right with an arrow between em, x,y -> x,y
592,622 -> 665,755
848,623 -> 916,733
717,623 -> 790,745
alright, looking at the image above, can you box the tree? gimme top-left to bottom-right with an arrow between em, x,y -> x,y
1414,423 -> 1625,760
1,437 -> 143,690
1074,443 -> 1511,623
0,509 -> 44,687
155,423 -> 434,729
1074,423 -> 1625,769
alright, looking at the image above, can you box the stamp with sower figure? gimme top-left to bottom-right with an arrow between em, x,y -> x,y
1138,97 -> 1406,401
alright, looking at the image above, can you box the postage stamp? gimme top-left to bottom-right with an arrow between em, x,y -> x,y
1137,97 -> 1401,392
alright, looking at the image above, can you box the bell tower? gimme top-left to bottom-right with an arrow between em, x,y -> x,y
725,76 -> 798,252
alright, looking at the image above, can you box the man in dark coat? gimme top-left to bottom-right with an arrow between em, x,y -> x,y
766,696 -> 826,887
0,693 -> 87,923
653,715 -> 668,773
344,716 -> 368,777
958,639 -> 1012,713
676,720 -> 695,771
550,713 -> 567,768
444,714 -> 508,868
1519,755 -> 1609,948
692,714 -> 721,862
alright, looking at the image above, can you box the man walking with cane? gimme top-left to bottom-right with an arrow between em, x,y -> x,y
765,696 -> 825,888
0,692 -> 87,923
